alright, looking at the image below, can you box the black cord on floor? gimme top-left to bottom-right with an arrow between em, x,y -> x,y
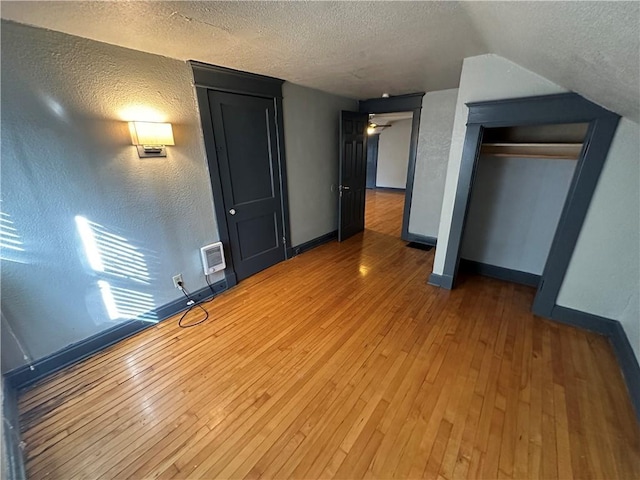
177,275 -> 217,328
205,274 -> 216,297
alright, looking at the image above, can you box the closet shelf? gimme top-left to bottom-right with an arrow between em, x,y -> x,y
480,142 -> 582,160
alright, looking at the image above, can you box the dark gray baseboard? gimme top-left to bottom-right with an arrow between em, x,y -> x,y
459,259 -> 541,287
5,278 -> 229,391
224,271 -> 237,289
552,306 -> 640,423
427,272 -> 454,289
406,242 -> 433,252
2,379 -> 26,480
290,230 -> 338,257
551,305 -> 617,336
609,321 -> 640,422
374,187 -> 406,193
403,232 -> 437,246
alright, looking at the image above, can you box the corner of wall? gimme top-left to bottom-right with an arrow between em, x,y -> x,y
432,54 -> 566,275
2,376 -> 26,480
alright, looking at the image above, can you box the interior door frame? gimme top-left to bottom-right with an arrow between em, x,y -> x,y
366,133 -> 379,189
359,93 -> 428,244
191,61 -> 292,288
427,92 -> 620,319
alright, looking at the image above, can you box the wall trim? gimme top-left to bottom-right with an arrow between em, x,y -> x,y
400,107 -> 424,243
550,305 -> 616,336
193,63 -> 291,282
459,259 -> 540,287
366,133 -> 380,189
359,93 -> 425,245
290,230 -> 338,257
275,95 -> 293,260
551,306 -> 640,422
2,380 -> 26,480
432,92 -> 620,324
427,272 -> 453,289
466,93 -> 616,127
609,321 -> 640,423
405,233 -> 437,247
374,187 -> 406,193
4,279 -> 228,391
190,61 -> 283,98
359,93 -> 425,113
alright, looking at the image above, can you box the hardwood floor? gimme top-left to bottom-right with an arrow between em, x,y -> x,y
18,190 -> 639,479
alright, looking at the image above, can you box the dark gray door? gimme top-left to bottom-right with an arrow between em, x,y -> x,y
338,111 -> 369,242
208,91 -> 285,281
366,134 -> 379,189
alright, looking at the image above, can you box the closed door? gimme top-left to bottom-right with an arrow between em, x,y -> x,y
338,111 -> 369,241
208,91 -> 286,281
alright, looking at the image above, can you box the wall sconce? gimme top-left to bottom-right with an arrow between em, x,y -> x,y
129,121 -> 175,157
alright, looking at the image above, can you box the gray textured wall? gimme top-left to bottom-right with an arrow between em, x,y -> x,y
0,22 -> 220,372
282,83 -> 357,246
433,54 -> 567,274
557,118 -> 640,360
0,22 -> 359,371
461,156 -> 576,274
408,88 -> 458,239
376,119 -> 412,189
433,54 -> 639,363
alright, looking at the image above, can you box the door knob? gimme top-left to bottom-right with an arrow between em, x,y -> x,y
229,209 -> 236,215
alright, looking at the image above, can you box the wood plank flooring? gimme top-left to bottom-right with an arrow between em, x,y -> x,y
18,190 -> 640,479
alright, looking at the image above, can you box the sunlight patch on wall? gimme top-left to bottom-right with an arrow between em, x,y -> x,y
76,215 -> 157,323
75,215 -> 150,283
97,281 -> 157,322
0,202 -> 25,262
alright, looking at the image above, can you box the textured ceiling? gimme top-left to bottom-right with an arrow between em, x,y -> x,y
2,1 -> 639,121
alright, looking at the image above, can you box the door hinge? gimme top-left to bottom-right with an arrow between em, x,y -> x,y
282,236 -> 287,246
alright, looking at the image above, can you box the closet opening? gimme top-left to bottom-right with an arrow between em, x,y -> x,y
428,92 -> 621,318
458,123 -> 589,290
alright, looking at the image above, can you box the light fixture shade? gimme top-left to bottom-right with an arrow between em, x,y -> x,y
129,121 -> 175,146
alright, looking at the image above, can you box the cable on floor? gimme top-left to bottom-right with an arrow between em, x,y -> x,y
177,275 -> 218,328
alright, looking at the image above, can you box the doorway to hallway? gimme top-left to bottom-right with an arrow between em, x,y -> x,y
365,189 -> 405,237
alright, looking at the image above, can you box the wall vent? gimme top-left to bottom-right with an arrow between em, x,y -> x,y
200,242 -> 226,275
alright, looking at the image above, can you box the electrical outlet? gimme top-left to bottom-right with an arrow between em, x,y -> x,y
172,274 -> 183,289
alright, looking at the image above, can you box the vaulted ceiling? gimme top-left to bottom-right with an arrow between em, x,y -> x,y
2,1 -> 638,121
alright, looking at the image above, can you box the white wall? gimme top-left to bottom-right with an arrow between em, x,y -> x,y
282,83 -> 357,246
461,156 -> 575,274
433,54 -> 567,274
557,118 -> 640,361
376,118 -> 412,189
408,88 -> 458,239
